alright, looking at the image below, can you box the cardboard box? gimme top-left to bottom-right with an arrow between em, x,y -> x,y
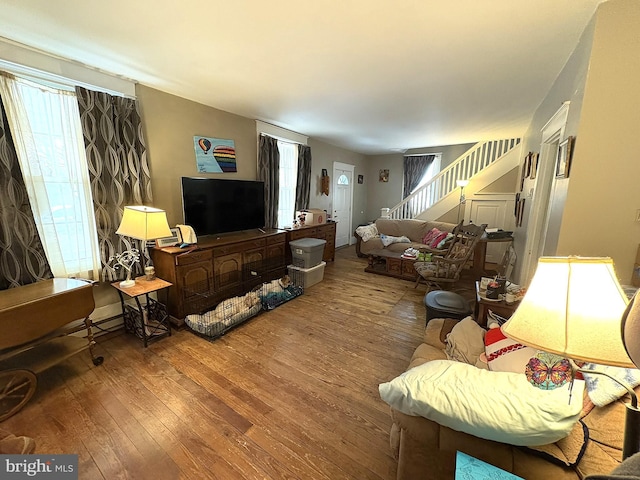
296,209 -> 326,226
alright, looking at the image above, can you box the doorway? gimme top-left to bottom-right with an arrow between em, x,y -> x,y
520,102 -> 569,283
332,162 -> 354,248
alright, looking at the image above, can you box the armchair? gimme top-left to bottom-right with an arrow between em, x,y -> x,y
413,223 -> 487,290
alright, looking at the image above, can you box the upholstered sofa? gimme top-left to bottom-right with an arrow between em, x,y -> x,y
381,318 -> 630,480
354,218 -> 459,257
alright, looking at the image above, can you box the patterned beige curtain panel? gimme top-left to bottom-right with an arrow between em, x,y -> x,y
75,87 -> 153,282
295,144 -> 312,212
0,96 -> 53,289
258,134 -> 280,229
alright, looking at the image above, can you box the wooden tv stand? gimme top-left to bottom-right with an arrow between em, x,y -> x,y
150,229 -> 287,326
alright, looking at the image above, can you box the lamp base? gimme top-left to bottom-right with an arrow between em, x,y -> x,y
624,403 -> 640,460
119,279 -> 136,288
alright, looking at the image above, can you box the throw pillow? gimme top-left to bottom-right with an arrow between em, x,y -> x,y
435,232 -> 452,249
422,228 -> 441,245
444,316 -> 486,365
379,359 -> 585,446
484,327 -> 537,373
429,231 -> 449,249
355,223 -> 378,242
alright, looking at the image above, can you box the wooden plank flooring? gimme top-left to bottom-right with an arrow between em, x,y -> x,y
2,246 -> 464,479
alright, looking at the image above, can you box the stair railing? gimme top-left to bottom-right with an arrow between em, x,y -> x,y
387,138 -> 521,220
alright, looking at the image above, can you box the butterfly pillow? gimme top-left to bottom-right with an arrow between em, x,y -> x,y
525,352 -> 572,390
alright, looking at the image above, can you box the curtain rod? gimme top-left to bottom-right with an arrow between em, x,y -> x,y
404,152 -> 442,157
259,133 -> 307,147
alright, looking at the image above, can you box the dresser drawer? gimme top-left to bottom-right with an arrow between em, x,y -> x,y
267,232 -> 286,245
289,228 -> 318,240
214,238 -> 265,256
175,249 -> 212,266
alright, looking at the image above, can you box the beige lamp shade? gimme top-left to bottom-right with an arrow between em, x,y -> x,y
116,206 -> 172,241
502,256 -> 634,368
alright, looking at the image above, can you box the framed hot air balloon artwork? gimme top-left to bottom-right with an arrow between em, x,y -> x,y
193,136 -> 237,173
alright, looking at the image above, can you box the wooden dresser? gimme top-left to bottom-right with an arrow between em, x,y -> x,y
150,229 -> 287,325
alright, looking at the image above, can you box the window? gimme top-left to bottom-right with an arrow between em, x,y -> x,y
411,154 -> 442,194
0,75 -> 101,279
276,141 -> 298,229
337,174 -> 349,185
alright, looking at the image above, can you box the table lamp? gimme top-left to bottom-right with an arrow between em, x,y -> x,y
114,206 -> 171,288
501,256 -> 640,459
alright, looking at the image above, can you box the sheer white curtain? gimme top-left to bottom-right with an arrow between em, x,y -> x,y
276,141 -> 298,229
0,73 -> 101,279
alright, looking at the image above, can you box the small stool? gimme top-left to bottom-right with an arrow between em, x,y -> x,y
424,290 -> 473,324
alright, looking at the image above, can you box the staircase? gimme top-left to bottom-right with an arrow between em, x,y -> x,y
384,138 -> 522,220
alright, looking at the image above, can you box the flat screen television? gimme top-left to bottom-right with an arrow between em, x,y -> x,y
181,177 -> 265,236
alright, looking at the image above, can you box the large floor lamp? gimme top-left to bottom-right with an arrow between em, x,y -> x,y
456,179 -> 469,223
502,257 -> 640,459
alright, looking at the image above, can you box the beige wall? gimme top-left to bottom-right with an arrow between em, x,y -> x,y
364,153 -> 404,221
511,10 -> 594,282
307,139 -> 368,228
364,143 -> 477,221
556,0 -> 640,283
136,84 -> 369,235
136,84 -> 258,227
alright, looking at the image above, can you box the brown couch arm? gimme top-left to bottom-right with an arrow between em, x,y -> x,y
354,231 -> 366,257
390,409 -> 578,480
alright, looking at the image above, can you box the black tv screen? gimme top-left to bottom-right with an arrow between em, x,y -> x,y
181,177 -> 265,236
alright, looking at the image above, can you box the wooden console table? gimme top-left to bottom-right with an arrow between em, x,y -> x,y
472,236 -> 514,278
474,281 -> 520,326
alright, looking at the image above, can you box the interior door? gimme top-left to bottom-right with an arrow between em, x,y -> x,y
332,162 -> 354,248
467,194 -> 515,263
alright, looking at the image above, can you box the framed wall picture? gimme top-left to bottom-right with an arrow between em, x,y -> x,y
357,174 -> 364,184
379,169 -> 389,182
530,153 -> 539,180
194,136 -> 237,173
156,227 -> 182,248
556,136 -> 575,178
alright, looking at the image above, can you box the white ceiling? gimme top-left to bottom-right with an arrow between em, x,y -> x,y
0,0 -> 605,154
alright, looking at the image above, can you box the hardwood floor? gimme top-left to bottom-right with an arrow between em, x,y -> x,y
2,246 -> 470,479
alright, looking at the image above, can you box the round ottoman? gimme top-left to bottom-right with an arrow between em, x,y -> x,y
424,290 -> 473,324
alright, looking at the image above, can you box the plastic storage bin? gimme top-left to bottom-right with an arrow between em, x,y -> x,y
288,261 -> 326,289
289,238 -> 326,268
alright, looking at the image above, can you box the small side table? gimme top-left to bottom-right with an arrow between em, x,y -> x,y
474,281 -> 519,327
112,276 -> 173,347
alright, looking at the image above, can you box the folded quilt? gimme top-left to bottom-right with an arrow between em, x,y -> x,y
580,363 -> 640,407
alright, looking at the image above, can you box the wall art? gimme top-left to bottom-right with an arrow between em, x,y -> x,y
194,136 -> 237,173
556,136 -> 575,178
530,153 -> 539,180
358,174 -> 364,184
379,169 -> 389,182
